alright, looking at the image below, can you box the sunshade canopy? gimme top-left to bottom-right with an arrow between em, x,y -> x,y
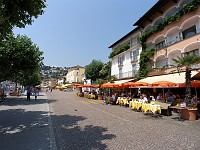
137,71 -> 199,84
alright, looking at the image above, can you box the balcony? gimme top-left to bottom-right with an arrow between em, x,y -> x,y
148,66 -> 186,76
114,70 -> 137,79
153,32 -> 200,59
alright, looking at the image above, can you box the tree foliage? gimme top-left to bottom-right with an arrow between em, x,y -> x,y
85,59 -> 104,82
0,34 -> 44,85
172,54 -> 200,103
108,43 -> 130,58
99,61 -> 111,80
0,0 -> 46,40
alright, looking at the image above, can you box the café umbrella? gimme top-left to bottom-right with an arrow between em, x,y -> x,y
101,82 -> 120,88
152,81 -> 177,101
122,82 -> 135,88
132,81 -> 150,87
179,80 -> 200,97
151,81 -> 177,87
82,84 -> 95,88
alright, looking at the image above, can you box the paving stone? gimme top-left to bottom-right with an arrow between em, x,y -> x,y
47,90 -> 200,150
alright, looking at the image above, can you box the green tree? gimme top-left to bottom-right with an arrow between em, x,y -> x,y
99,61 -> 111,80
0,0 -> 46,40
85,59 -> 104,83
0,34 -> 44,85
173,54 -> 200,104
17,71 -> 42,86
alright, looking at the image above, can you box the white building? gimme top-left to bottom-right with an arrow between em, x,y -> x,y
108,28 -> 142,81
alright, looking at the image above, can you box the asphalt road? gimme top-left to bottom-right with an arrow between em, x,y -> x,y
47,90 -> 200,150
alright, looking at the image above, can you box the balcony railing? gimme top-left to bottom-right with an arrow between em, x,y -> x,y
114,70 -> 137,79
148,28 -> 200,51
148,65 -> 186,76
130,56 -> 138,62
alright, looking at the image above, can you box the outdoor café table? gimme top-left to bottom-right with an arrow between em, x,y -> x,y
122,98 -> 129,105
142,103 -> 161,113
129,101 -> 133,107
142,103 -> 151,113
150,104 -> 161,113
116,97 -> 124,105
131,101 -> 142,110
89,94 -> 95,99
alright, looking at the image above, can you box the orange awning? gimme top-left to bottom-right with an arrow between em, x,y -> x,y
179,80 -> 200,88
152,81 -> 177,87
101,82 -> 120,88
133,81 -> 150,87
83,84 -> 95,88
122,82 -> 136,87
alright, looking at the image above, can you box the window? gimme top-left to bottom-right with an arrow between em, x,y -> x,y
132,64 -> 137,76
118,55 -> 124,66
185,49 -> 199,56
119,68 -> 122,78
131,38 -> 139,47
130,48 -> 139,62
76,71 -> 79,76
182,26 -> 196,39
132,64 -> 136,71
155,41 -> 165,49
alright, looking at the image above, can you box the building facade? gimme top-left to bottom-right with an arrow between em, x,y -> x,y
108,0 -> 200,84
109,28 -> 142,80
134,0 -> 200,77
66,66 -> 85,83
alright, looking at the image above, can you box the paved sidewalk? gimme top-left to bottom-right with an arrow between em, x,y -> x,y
0,92 -> 56,150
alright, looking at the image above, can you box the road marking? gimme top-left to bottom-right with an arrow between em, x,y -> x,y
80,100 -> 90,104
80,100 -> 103,105
87,101 -> 99,104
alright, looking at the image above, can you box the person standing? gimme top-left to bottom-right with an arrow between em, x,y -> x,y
34,87 -> 39,101
26,86 -> 32,101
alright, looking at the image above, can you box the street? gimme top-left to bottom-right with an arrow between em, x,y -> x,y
47,90 -> 200,150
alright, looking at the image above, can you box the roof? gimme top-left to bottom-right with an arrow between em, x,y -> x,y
69,65 -> 84,69
133,0 -> 169,26
108,27 -> 139,48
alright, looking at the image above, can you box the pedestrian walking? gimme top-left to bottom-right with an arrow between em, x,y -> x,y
26,86 -> 32,101
34,87 -> 39,101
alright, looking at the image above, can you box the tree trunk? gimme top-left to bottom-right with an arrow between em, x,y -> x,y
185,67 -> 191,104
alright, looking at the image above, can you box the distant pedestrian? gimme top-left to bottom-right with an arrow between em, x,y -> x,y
26,86 -> 32,101
34,87 -> 39,101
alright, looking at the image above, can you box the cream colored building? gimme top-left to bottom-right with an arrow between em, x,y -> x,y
134,0 -> 200,78
66,66 -> 85,83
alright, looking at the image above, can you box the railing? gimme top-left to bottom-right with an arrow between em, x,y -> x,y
150,28 -> 200,51
114,70 -> 138,79
148,65 -> 186,76
130,56 -> 138,62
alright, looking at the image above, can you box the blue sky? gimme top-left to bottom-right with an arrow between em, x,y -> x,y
13,0 -> 157,67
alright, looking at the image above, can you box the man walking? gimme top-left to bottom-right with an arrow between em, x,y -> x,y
26,86 -> 32,101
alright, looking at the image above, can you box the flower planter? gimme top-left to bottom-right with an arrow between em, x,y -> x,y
181,108 -> 198,121
98,95 -> 103,100
9,91 -> 19,96
78,92 -> 84,97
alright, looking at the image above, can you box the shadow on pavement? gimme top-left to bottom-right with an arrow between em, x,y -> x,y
0,109 -> 49,150
51,114 -> 116,150
0,96 -> 57,106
